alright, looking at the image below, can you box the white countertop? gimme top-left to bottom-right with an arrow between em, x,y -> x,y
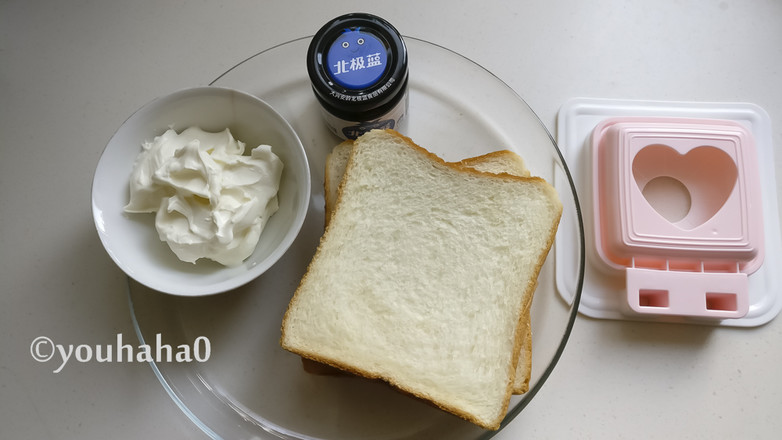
2,1 -> 780,438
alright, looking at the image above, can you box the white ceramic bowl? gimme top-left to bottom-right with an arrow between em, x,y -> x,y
92,86 -> 311,296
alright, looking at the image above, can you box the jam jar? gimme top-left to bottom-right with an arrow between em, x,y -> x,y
307,13 -> 409,140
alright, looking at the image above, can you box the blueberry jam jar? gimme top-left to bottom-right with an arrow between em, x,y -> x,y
307,13 -> 409,140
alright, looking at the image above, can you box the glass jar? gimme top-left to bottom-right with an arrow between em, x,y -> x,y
307,13 -> 409,140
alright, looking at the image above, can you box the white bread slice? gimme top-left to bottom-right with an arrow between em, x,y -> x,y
281,129 -> 561,430
323,139 -> 354,226
320,141 -> 533,394
325,141 -> 532,227
456,149 -> 531,178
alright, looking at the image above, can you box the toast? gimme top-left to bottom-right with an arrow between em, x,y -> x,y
281,129 -> 561,429
316,139 -> 533,394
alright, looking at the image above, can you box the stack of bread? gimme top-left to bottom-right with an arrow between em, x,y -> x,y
280,129 -> 562,430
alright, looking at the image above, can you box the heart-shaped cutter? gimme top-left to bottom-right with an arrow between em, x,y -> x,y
591,117 -> 764,319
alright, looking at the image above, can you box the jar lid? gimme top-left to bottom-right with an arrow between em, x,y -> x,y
307,13 -> 408,120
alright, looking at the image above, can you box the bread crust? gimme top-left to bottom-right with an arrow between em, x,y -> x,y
383,129 -> 550,187
280,129 -> 562,430
457,150 -> 531,178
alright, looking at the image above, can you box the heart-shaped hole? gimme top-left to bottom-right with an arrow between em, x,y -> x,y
632,145 -> 738,230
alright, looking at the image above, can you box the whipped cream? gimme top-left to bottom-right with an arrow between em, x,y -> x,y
124,127 -> 283,266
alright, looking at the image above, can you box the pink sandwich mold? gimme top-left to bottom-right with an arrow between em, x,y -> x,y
590,117 -> 764,319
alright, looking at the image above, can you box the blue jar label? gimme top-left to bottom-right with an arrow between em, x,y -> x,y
326,30 -> 387,90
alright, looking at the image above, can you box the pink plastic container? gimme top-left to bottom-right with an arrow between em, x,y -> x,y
591,117 -> 764,319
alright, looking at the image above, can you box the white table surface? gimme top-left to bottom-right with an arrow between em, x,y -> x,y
2,1 -> 781,438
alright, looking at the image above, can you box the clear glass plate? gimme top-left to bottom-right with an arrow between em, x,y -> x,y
128,36 -> 584,440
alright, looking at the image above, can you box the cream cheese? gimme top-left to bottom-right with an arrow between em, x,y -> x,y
124,127 -> 283,266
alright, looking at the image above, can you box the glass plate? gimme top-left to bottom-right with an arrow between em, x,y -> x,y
128,36 -> 584,440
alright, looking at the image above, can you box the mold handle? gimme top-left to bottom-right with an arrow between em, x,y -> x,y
626,267 -> 748,319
